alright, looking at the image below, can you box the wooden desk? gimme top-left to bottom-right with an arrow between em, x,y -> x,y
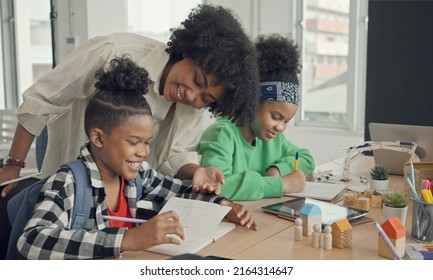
119,155 -> 415,260
119,198 -> 290,260
232,190 -> 413,260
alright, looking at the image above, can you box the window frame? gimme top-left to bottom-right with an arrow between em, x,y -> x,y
293,0 -> 368,133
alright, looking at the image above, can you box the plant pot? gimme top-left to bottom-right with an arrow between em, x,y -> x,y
383,204 -> 408,225
370,179 -> 389,191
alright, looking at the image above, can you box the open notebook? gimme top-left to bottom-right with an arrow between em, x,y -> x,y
145,197 -> 235,256
284,181 -> 346,203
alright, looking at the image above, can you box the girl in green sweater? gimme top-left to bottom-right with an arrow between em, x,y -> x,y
198,34 -> 315,200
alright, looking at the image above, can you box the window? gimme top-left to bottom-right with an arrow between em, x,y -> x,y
297,0 -> 368,132
0,0 -> 52,109
213,0 -> 368,133
127,0 -> 201,42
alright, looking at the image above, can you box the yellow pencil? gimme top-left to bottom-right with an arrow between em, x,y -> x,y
294,152 -> 299,171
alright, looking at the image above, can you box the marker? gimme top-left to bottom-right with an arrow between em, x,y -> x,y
294,152 -> 299,171
422,179 -> 432,199
102,215 -> 147,224
0,172 -> 42,187
421,189 -> 433,203
423,179 -> 431,190
373,221 -> 402,260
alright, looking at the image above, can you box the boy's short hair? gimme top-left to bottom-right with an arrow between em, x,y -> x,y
166,4 -> 260,126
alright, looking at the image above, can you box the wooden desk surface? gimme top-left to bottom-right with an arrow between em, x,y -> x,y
119,155 -> 416,260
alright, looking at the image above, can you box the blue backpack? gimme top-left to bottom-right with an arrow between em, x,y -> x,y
6,159 -> 142,260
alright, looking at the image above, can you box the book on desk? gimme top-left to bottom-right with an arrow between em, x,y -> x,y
146,221 -> 235,256
144,197 -> 235,256
284,181 -> 346,203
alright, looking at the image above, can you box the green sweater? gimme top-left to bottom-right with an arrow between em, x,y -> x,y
199,119 -> 315,200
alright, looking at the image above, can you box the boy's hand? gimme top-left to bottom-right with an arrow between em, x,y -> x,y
220,200 -> 258,231
192,167 -> 224,195
121,210 -> 184,252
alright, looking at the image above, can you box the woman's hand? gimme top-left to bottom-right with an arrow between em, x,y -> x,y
220,200 -> 258,231
0,165 -> 21,198
192,167 -> 225,195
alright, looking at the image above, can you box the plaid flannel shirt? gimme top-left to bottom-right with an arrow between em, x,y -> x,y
17,144 -> 227,260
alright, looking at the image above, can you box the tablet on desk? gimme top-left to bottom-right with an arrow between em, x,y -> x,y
262,197 -> 369,226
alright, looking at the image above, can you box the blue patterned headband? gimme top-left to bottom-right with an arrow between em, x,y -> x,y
259,81 -> 300,105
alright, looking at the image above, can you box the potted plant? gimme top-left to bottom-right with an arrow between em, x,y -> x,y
382,191 -> 408,224
370,165 -> 390,191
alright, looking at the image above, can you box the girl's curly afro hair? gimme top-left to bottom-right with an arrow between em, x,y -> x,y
255,34 -> 301,85
166,4 -> 260,126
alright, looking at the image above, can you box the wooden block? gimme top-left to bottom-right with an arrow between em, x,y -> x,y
331,219 -> 352,249
363,188 -> 374,198
378,236 -> 406,259
371,195 -> 382,208
300,203 -> 322,237
377,218 -> 406,259
343,192 -> 357,207
301,215 -> 321,237
356,197 -> 370,211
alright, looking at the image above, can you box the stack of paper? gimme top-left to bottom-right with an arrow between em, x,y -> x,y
284,181 -> 346,203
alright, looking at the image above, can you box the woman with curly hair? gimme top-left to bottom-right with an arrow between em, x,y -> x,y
198,34 -> 315,200
0,4 -> 259,198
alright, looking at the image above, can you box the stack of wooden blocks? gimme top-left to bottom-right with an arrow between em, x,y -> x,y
343,188 -> 382,211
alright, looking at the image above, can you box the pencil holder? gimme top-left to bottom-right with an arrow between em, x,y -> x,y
411,198 -> 433,242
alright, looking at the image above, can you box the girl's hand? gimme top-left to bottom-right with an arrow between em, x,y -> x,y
192,167 -> 225,195
265,166 -> 280,177
121,210 -> 184,252
0,165 -> 21,198
282,170 -> 306,193
220,200 -> 258,231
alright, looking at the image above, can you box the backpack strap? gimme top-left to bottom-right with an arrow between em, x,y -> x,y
66,161 -> 142,227
62,160 -> 92,229
134,172 -> 142,201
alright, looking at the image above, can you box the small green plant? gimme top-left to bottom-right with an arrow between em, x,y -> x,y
383,191 -> 408,208
370,165 -> 389,180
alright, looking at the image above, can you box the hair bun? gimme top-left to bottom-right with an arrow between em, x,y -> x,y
95,55 -> 149,95
256,34 -> 301,82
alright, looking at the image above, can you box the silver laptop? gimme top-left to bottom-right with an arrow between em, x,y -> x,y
368,122 -> 433,175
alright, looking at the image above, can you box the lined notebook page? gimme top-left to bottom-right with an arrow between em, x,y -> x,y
145,197 -> 234,256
